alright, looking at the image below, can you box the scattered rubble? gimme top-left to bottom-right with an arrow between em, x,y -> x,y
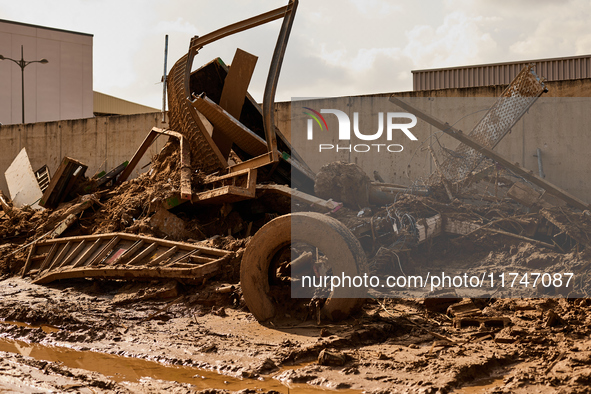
1,1 -> 591,392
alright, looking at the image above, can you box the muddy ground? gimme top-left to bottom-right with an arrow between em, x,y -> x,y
0,274 -> 590,393
1,152 -> 591,393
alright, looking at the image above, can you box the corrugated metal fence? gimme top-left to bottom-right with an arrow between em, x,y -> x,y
412,55 -> 591,91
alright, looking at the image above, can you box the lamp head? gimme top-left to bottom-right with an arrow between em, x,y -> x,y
40,59 -> 48,64
0,54 -> 4,60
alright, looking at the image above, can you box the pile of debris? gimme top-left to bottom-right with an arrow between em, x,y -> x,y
1,0 -> 591,331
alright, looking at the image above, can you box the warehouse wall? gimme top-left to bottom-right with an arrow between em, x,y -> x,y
277,79 -> 591,204
0,112 -> 168,196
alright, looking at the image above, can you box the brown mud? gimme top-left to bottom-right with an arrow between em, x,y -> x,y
0,275 -> 590,393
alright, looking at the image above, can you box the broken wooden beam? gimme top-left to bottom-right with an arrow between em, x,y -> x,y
95,161 -> 128,187
117,129 -> 161,184
39,157 -> 87,209
190,94 -> 267,157
117,127 -> 192,200
213,48 -> 259,159
454,316 -> 511,329
0,190 -> 15,218
390,96 -> 590,211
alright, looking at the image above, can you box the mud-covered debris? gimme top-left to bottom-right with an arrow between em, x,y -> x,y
447,299 -> 483,318
544,310 -> 566,327
318,349 -> 347,366
314,161 -> 371,209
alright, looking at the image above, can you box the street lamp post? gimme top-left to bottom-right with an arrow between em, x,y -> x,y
0,45 -> 48,124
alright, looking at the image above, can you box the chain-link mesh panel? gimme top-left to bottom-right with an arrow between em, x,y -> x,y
429,65 -> 546,185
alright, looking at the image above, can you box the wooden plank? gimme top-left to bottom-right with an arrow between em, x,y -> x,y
20,243 -> 36,277
87,236 -> 121,266
166,249 -> 200,266
32,258 -> 226,285
116,239 -> 145,264
59,163 -> 87,205
58,241 -> 86,269
484,228 -> 555,249
96,161 -> 128,187
191,96 -> 267,157
228,151 -> 275,173
49,214 -> 78,239
146,246 -> 178,267
213,48 -> 259,159
117,129 -> 160,184
445,217 -> 554,248
34,233 -> 203,251
126,242 -> 158,266
47,242 -> 72,272
390,96 -> 590,211
39,243 -> 59,273
0,191 -> 15,218
34,233 -> 231,256
40,157 -> 87,208
71,238 -> 104,268
190,255 -> 216,264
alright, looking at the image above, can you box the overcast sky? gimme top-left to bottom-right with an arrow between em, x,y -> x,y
1,0 -> 590,109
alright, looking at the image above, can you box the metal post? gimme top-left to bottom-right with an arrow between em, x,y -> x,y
162,35 -> 168,123
21,46 -> 25,124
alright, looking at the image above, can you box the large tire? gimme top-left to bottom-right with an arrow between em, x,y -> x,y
241,212 -> 367,322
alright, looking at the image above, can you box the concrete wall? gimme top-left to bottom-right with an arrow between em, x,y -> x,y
279,79 -> 591,204
0,112 -> 168,196
0,20 -> 93,125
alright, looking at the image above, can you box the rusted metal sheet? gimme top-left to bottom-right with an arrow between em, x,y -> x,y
21,232 -> 231,284
426,64 -> 546,184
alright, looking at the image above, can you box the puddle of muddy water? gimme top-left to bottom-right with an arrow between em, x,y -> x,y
455,377 -> 504,393
3,320 -> 60,334
0,336 -> 357,393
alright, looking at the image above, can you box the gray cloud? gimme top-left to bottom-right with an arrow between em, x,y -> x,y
1,0 -> 589,108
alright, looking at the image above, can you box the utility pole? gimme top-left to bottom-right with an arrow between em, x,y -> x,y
0,45 -> 48,124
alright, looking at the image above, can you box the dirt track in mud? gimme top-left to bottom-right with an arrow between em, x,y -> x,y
1,276 -> 591,394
